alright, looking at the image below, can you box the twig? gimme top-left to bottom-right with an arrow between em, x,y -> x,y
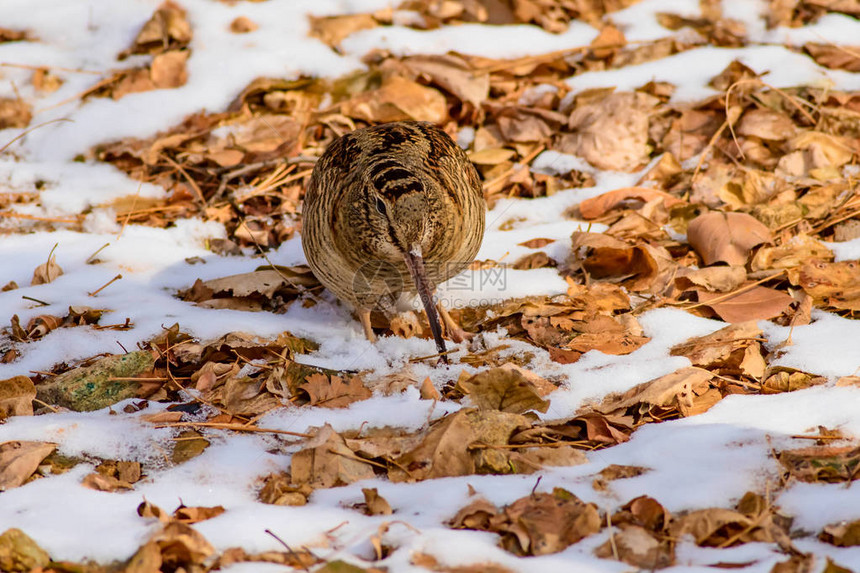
681,270 -> 787,311
88,274 -> 122,296
155,421 -> 312,438
0,212 -> 79,224
0,118 -> 74,154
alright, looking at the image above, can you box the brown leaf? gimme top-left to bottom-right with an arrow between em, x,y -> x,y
613,496 -> 671,533
788,259 -> 860,310
596,367 -> 715,415
173,505 -> 226,524
81,472 -> 134,492
563,92 -> 659,171
736,108 -> 797,141
390,409 -> 530,481
675,265 -> 746,293
670,321 -> 763,367
341,75 -> 447,123
0,441 -> 56,491
804,43 -> 860,72
496,106 -> 566,142
290,425 -> 376,488
403,54 -> 490,108
300,373 -> 372,409
569,232 -> 659,291
494,489 -> 601,556
0,98 -> 32,129
150,50 -> 189,89
820,519 -> 860,547
31,254 -> 63,285
309,13 -> 378,48
594,524 -> 673,568
0,528 -> 51,572
469,147 -> 516,165
450,497 -> 500,530
511,251 -> 553,270
752,234 -> 833,271
150,521 -> 215,569
123,0 -> 192,57
518,238 -> 555,249
695,285 -> 794,323
687,211 -> 772,266
0,376 -> 36,417
229,16 -> 257,34
459,367 -> 550,414
578,187 -> 685,220
360,487 -> 393,516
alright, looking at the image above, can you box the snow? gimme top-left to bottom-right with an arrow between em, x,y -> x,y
2,0 -> 860,570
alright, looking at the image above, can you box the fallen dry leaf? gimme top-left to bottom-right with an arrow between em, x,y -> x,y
0,376 -> 36,417
562,92 -> 660,171
695,285 -> 794,323
459,367 -> 550,414
578,187 -> 685,220
687,211 -> 772,266
496,489 -> 601,556
290,425 -> 376,488
341,75 -> 447,123
0,441 -> 56,491
299,373 -> 372,408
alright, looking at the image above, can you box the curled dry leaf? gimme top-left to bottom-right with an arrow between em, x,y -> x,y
0,98 -> 32,129
820,519 -> 860,547
309,13 -> 378,48
360,487 -> 393,516
403,54 -> 490,108
562,92 -> 660,171
736,108 -> 797,141
788,259 -> 860,310
0,376 -> 36,417
751,234 -> 833,271
687,211 -> 772,266
459,367 -> 550,414
0,528 -> 51,572
31,254 -> 62,285
121,0 -> 192,57
0,441 -> 56,491
290,424 -> 376,489
577,186 -> 685,220
695,285 -> 794,323
496,489 -> 601,556
595,367 -> 717,418
389,409 -> 531,482
299,373 -> 372,408
675,265 -> 746,293
341,75 -> 447,124
804,43 -> 860,72
670,321 -> 765,378
594,523 -> 673,568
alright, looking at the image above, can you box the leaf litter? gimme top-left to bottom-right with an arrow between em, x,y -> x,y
2,0 -> 860,571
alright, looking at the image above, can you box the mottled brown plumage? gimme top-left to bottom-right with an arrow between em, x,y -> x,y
302,121 -> 486,359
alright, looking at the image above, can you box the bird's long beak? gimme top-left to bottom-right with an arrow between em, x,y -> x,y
403,247 -> 448,363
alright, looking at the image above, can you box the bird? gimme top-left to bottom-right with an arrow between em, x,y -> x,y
302,121 -> 486,361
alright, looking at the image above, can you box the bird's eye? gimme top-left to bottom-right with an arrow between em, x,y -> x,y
375,197 -> 387,215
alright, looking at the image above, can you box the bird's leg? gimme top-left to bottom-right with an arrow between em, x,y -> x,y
358,309 -> 377,342
403,248 -> 448,364
437,301 -> 471,343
